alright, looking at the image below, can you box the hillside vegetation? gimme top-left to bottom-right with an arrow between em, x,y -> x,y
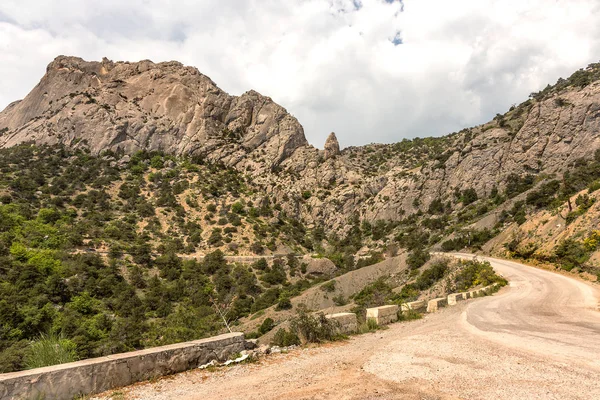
0,59 -> 599,372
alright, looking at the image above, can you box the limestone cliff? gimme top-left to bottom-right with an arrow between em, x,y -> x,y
0,56 -> 308,172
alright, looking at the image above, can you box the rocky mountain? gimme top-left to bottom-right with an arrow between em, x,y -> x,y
0,56 -> 307,173
1,56 -> 600,239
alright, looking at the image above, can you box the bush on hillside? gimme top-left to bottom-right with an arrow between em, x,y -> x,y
554,239 -> 590,271
290,307 -> 340,344
258,318 -> 275,335
406,247 -> 431,270
453,260 -> 506,291
272,328 -> 300,347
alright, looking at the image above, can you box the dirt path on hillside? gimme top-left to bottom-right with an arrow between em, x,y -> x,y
95,256 -> 600,400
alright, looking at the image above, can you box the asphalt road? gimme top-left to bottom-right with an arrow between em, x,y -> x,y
96,255 -> 600,400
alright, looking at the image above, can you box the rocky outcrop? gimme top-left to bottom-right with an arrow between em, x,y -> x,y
323,132 -> 341,159
0,56 -> 308,171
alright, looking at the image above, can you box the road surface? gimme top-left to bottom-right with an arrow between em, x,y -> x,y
96,255 -> 600,400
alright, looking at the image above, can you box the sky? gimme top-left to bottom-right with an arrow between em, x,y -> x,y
0,0 -> 599,148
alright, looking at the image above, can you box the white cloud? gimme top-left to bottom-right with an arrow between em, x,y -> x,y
0,0 -> 599,147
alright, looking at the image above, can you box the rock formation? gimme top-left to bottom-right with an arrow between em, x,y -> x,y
0,56 -> 308,172
323,132 -> 341,159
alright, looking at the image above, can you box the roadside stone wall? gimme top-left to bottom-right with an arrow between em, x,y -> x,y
0,332 -> 245,400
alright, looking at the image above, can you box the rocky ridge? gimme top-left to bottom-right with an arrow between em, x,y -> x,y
1,56 -> 600,234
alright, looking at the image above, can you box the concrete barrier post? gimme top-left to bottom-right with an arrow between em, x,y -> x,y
325,313 -> 358,334
447,293 -> 465,306
427,297 -> 447,313
401,300 -> 426,312
365,305 -> 399,325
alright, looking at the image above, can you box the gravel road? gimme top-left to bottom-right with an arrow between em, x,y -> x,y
97,255 -> 600,400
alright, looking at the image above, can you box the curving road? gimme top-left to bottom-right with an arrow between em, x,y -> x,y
95,255 -> 600,400
455,253 -> 600,370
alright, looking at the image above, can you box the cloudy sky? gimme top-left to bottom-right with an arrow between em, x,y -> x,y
1,0 -> 599,148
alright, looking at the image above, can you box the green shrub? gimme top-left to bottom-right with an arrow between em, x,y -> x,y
150,155 -> 164,169
554,97 -> 570,107
250,242 -> 264,255
441,229 -> 494,251
272,328 -> 300,347
320,281 -> 336,293
554,239 -> 590,271
252,258 -> 268,271
208,228 -> 223,246
251,288 -> 281,313
397,309 -> 422,321
258,318 -> 275,335
525,180 -> 560,209
505,174 -> 535,198
332,295 -> 347,306
461,188 -> 478,205
275,296 -> 292,311
358,318 -> 379,334
231,202 -> 245,214
390,284 -> 420,303
414,259 -> 448,290
290,307 -> 340,344
353,278 -> 393,307
366,317 -> 379,330
453,260 -> 506,291
244,331 -> 260,339
406,247 -> 430,270
260,262 -> 288,285
504,238 -> 538,259
427,198 -> 445,214
588,180 -> 600,193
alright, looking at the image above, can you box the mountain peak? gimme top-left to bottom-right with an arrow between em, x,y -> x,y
0,56 -> 308,171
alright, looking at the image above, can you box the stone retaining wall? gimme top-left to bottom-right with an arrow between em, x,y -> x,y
366,305 -> 398,325
0,332 -> 245,400
325,313 -> 358,334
